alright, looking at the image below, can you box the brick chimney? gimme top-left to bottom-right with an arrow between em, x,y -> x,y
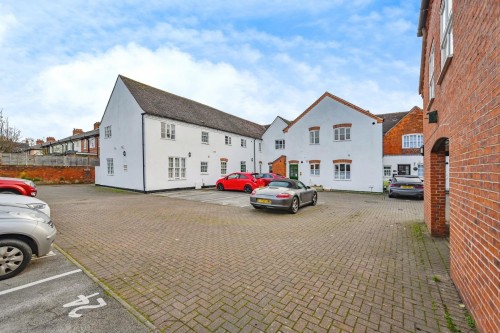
73,128 -> 83,135
36,139 -> 44,145
93,122 -> 101,130
46,137 -> 56,143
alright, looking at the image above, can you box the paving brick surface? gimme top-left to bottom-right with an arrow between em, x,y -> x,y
38,185 -> 474,332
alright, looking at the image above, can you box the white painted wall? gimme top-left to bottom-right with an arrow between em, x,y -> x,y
285,97 -> 383,192
383,155 -> 424,179
143,115 -> 263,191
262,117 -> 289,172
95,78 -> 145,191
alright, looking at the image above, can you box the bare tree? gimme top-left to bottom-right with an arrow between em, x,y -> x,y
0,108 -> 22,153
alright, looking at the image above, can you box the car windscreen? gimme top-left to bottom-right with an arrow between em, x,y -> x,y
394,177 -> 422,184
268,181 -> 293,188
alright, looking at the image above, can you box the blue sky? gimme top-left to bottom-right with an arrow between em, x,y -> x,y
0,0 -> 423,141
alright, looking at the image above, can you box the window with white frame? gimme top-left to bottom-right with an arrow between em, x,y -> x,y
161,122 -> 176,140
429,43 -> 435,100
89,138 -> 95,149
275,139 -> 285,149
384,166 -> 392,177
83,140 -> 87,150
106,158 -> 114,175
104,126 -> 112,138
240,161 -> 246,172
168,157 -> 186,180
403,134 -> 423,149
221,161 -> 227,175
334,163 -> 351,180
225,136 -> 231,145
241,139 -> 247,148
334,127 -> 351,141
200,161 -> 208,173
201,131 -> 209,144
440,0 -> 453,68
258,142 -> 262,152
418,164 -> 424,178
309,130 -> 320,144
310,163 -> 320,176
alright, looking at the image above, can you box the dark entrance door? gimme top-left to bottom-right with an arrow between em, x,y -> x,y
397,164 -> 411,175
289,164 -> 299,180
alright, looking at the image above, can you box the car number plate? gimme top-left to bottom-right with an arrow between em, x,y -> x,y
257,199 -> 271,204
401,185 -> 414,189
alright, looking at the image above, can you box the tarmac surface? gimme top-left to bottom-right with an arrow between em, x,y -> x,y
34,185 -> 473,333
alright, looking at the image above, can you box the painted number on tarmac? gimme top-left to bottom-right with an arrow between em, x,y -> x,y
63,293 -> 107,318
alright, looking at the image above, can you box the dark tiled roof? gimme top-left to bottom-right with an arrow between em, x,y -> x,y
41,129 -> 99,147
376,111 -> 409,134
277,116 -> 291,125
119,76 -> 266,139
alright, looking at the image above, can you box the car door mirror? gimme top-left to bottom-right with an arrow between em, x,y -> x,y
306,186 -> 311,189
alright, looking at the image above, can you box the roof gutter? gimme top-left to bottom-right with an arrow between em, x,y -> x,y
417,0 -> 429,37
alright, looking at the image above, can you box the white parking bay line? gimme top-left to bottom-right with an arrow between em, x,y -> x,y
0,269 -> 82,296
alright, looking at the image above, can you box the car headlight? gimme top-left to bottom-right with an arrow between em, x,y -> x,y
27,203 -> 47,210
23,180 -> 36,188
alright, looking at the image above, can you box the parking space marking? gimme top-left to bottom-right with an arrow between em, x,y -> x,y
0,269 -> 82,296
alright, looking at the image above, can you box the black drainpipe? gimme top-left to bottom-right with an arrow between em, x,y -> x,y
141,113 -> 146,193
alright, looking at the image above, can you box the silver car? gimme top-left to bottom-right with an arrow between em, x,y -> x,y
0,194 -> 51,217
0,204 -> 57,280
250,179 -> 318,214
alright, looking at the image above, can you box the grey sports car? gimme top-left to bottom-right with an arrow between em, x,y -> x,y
250,179 -> 318,214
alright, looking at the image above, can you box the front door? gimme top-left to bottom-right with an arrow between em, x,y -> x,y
397,164 -> 411,175
289,164 -> 299,180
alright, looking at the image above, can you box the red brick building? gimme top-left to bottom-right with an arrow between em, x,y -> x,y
377,106 -> 425,181
418,1 -> 499,332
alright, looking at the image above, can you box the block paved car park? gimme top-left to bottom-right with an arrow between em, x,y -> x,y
34,185 -> 473,332
0,247 -> 152,333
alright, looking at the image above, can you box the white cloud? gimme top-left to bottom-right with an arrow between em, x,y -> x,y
0,9 -> 18,46
25,40 -> 420,141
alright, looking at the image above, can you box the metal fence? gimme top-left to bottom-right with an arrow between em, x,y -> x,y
1,153 -> 100,167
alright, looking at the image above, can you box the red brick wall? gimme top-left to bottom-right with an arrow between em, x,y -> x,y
383,107 -> 423,155
271,156 -> 287,176
420,1 -> 499,332
0,166 -> 95,184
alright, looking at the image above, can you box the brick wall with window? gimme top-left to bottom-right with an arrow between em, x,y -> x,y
418,1 -> 499,331
383,107 -> 423,155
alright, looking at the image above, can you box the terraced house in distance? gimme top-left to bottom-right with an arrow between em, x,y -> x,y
95,75 -> 266,192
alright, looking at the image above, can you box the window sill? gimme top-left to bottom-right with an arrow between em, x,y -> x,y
437,55 -> 453,85
334,179 -> 351,181
202,142 -> 209,145
333,139 -> 351,142
161,138 -> 175,141
201,173 -> 209,175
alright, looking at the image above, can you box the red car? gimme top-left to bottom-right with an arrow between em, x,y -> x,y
216,172 -> 265,193
0,177 -> 37,197
254,173 -> 286,186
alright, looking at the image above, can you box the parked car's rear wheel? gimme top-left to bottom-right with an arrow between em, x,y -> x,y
217,184 -> 224,191
244,185 -> 252,193
289,196 -> 299,214
311,193 -> 317,206
388,191 -> 395,198
252,205 -> 263,209
0,239 -> 32,281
